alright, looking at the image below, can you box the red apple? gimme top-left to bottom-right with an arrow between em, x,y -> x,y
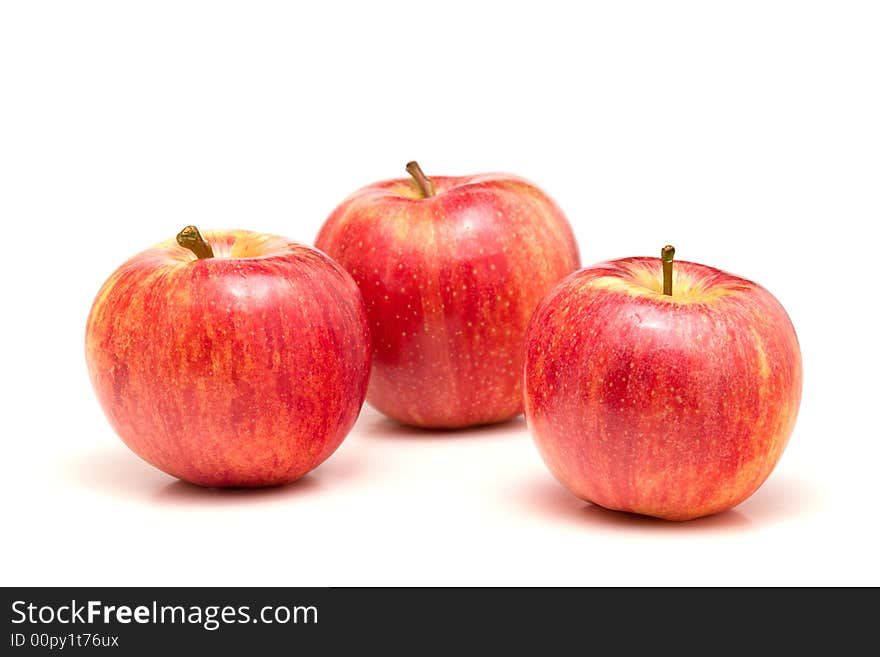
524,247 -> 802,520
85,227 -> 371,487
316,162 -> 580,428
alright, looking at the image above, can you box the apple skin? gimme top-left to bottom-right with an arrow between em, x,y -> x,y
85,230 -> 371,487
316,172 -> 580,428
524,257 -> 802,520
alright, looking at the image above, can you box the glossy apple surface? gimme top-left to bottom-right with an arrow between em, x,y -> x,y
86,229 -> 371,487
524,255 -> 802,520
316,164 -> 580,428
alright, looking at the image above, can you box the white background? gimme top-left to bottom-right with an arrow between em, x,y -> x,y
1,1 -> 878,586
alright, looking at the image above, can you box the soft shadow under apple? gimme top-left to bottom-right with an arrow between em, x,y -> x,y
362,412 -> 528,441
520,476 -> 753,532
733,473 -> 821,524
520,472 -> 818,531
152,475 -> 321,506
61,446 -> 174,501
63,444 -> 353,506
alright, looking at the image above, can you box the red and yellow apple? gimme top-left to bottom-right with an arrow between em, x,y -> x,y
85,227 -> 371,487
524,247 -> 802,520
316,162 -> 580,429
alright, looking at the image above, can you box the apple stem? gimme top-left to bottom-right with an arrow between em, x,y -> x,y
661,245 -> 675,295
406,160 -> 436,198
176,225 -> 214,260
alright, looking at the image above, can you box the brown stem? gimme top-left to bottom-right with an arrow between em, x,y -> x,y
176,225 -> 214,259
406,160 -> 435,198
661,245 -> 675,295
